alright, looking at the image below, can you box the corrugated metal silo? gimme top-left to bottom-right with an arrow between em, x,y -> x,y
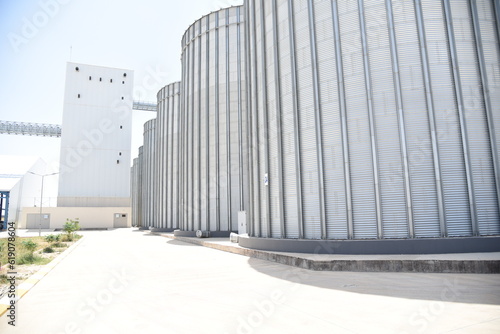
142,119 -> 156,228
177,6 -> 248,236
244,0 -> 500,242
155,82 -> 182,231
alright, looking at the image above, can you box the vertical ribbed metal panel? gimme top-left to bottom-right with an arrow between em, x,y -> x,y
254,1 -> 269,237
365,0 -> 409,238
294,0 -> 321,240
473,0 -> 500,234
313,0 -> 348,239
421,0 -> 472,236
263,0 -> 281,239
193,23 -> 201,231
337,0 -> 378,239
218,10 -> 228,232
156,82 -> 181,230
248,0 -> 262,237
142,119 -> 156,228
137,147 -> 144,228
276,0 -> 300,239
392,0 -> 440,238
173,82 -> 180,229
270,0 -> 287,238
155,90 -> 163,228
180,7 -> 246,233
200,16 -> 209,231
131,158 -> 141,227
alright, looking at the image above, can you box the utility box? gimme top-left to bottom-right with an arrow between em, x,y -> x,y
113,213 -> 128,228
238,211 -> 247,235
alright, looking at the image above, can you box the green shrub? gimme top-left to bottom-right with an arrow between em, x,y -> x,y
52,242 -> 68,248
18,253 -> 49,265
63,219 -> 80,241
44,234 -> 61,243
21,240 -> 38,255
43,247 -> 55,253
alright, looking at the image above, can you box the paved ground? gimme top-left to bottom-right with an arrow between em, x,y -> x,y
1,228 -> 499,333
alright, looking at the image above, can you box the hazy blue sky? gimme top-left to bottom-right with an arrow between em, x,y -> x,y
0,0 -> 243,170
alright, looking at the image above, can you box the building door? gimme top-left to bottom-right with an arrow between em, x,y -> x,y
27,214 -> 50,229
0,191 -> 9,230
113,213 -> 128,228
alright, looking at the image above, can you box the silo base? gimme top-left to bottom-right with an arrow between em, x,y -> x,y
238,236 -> 500,255
150,228 -> 176,233
173,230 -> 235,238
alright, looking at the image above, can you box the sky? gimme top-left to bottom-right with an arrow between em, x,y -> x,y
0,0 -> 243,171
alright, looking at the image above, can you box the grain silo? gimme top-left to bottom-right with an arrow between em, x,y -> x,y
241,0 -> 500,253
175,6 -> 248,237
142,119 -> 156,228
154,82 -> 182,231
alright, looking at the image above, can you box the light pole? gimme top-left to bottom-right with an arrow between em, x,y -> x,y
29,172 -> 59,236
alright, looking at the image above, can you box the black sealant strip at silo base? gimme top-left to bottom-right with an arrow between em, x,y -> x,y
238,235 -> 500,255
173,229 -> 234,238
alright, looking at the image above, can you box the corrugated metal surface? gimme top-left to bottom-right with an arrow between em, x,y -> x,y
130,157 -> 142,227
392,0 -> 440,238
315,0 -> 348,240
278,0 -> 300,239
155,82 -> 181,230
295,0 -> 322,240
366,0 -> 408,238
142,119 -> 156,228
244,0 -> 500,240
179,6 -> 247,233
338,0 -> 378,239
132,1 -> 499,242
421,0 -> 472,236
475,0 -> 500,234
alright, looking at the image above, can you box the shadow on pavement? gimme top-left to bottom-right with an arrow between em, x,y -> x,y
165,239 -> 199,246
247,257 -> 500,306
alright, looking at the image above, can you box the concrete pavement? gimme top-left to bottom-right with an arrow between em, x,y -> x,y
1,228 -> 499,333
153,233 -> 500,273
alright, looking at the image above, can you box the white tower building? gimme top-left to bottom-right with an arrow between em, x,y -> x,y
58,62 -> 134,207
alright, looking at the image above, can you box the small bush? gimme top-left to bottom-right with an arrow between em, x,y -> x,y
0,274 -> 8,285
52,242 -> 68,248
44,234 -> 61,243
17,254 -> 49,265
43,247 -> 55,253
17,253 -> 40,265
63,219 -> 80,241
21,240 -> 38,255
